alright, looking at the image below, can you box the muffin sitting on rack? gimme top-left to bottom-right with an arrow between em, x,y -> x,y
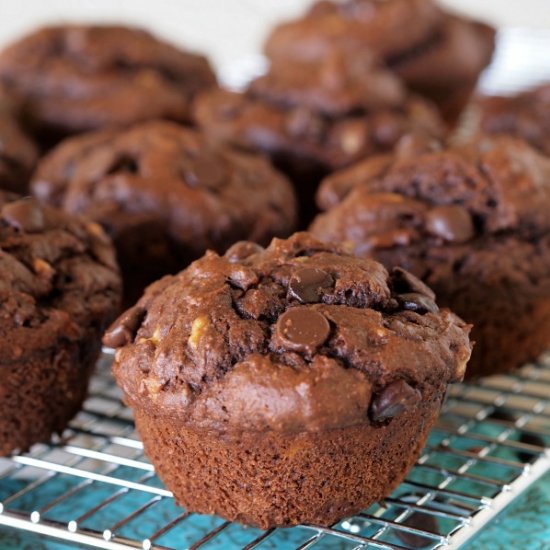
0,192 -> 121,455
310,134 -> 550,377
194,51 -> 444,223
264,0 -> 495,124
106,232 -> 471,528
31,121 -> 298,304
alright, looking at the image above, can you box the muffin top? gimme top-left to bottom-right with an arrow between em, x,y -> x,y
249,51 -> 407,116
478,83 -> 550,157
264,0 -> 443,65
31,120 -> 297,256
0,87 -> 38,193
108,232 -> 471,434
0,25 -> 216,136
310,137 -> 550,282
193,53 -> 444,172
0,192 -> 121,362
312,135 -> 550,255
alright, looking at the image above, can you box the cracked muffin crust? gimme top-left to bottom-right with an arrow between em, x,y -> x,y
0,87 -> 38,193
264,0 -> 495,124
194,51 -> 444,224
107,232 -> 471,527
311,135 -> 550,377
0,191 -> 121,455
31,120 -> 298,304
478,83 -> 550,157
0,25 -> 216,143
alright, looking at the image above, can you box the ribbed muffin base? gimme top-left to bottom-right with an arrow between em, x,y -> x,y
0,337 -> 101,456
135,384 -> 446,529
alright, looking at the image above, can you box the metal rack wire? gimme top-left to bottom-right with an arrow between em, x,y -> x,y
0,350 -> 547,550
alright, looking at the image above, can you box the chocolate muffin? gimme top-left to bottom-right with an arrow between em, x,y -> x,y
311,135 -> 550,377
0,192 -> 121,455
107,232 -> 471,528
0,87 -> 38,193
0,25 -> 216,144
194,51 -> 444,223
31,121 -> 298,304
478,83 -> 550,156
264,0 -> 495,124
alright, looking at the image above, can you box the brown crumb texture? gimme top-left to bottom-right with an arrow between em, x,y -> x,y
0,191 -> 121,454
109,232 -> 471,527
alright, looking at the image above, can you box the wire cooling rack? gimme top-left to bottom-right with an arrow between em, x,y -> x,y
0,349 -> 547,550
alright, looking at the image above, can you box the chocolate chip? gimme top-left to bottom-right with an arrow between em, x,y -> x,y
391,267 -> 436,301
370,380 -> 421,423
276,308 -> 330,354
225,241 -> 264,263
185,154 -> 225,189
425,205 -> 475,243
103,306 -> 146,348
289,267 -> 333,303
1,198 -> 45,233
398,293 -> 439,314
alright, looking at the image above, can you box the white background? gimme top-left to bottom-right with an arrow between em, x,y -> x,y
0,1 -> 548,77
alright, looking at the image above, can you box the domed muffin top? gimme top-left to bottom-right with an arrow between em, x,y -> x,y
0,192 -> 121,362
31,121 -> 297,255
249,51 -> 407,116
264,0 -> 443,64
312,135 -> 550,254
108,232 -> 471,434
0,25 -> 216,135
193,51 -> 444,172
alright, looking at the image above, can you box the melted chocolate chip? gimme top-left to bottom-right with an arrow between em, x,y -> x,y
185,154 -> 225,189
103,306 -> 146,348
398,293 -> 439,314
391,267 -> 436,301
225,241 -> 264,263
370,379 -> 421,423
1,199 -> 45,233
289,267 -> 334,303
276,307 -> 330,354
425,205 -> 475,243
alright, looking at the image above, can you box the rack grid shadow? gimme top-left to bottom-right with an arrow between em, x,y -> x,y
0,350 -> 547,550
